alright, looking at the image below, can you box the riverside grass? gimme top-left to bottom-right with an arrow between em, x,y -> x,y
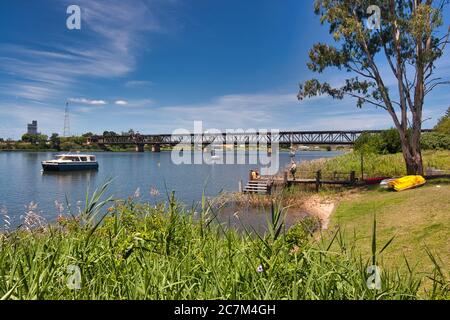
0,183 -> 448,300
295,150 -> 450,178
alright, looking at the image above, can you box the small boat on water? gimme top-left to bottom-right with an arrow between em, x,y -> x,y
41,153 -> 98,172
387,175 -> 426,192
210,146 -> 221,161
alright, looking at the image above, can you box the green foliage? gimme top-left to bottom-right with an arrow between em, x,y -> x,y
49,133 -> 61,150
21,133 -> 48,145
434,107 -> 450,134
285,216 -> 321,249
0,182 -> 448,299
59,141 -> 78,151
82,132 -> 94,138
103,131 -> 117,137
421,132 -> 450,150
0,132 -> 108,151
297,150 -> 450,178
354,132 -> 383,154
380,129 -> 402,154
355,129 -> 402,154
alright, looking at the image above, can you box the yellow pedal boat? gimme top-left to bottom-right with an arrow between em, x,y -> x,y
387,175 -> 426,192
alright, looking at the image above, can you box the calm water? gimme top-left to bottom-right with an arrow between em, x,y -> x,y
0,151 -> 342,228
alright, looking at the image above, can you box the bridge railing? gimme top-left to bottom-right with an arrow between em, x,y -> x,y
87,130 -> 433,146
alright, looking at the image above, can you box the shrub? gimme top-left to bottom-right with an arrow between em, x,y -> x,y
435,107 -> 450,134
354,132 -> 383,154
421,132 -> 450,150
355,129 -> 402,154
379,129 -> 402,154
285,216 -> 321,249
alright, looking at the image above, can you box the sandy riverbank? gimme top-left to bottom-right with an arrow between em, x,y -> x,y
300,195 -> 337,230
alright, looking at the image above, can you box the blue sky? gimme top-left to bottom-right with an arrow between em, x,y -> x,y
0,0 -> 449,139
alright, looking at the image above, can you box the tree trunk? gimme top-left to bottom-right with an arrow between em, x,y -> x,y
403,148 -> 423,175
398,127 -> 424,176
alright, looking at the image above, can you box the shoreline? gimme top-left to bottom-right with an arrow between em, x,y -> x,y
301,195 -> 337,230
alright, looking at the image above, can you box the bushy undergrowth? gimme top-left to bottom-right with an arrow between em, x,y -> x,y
354,128 -> 450,155
0,183 -> 448,300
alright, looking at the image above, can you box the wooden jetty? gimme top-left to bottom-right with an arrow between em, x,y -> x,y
243,170 -> 358,195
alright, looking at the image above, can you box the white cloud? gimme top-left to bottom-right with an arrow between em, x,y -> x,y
115,99 -> 153,108
115,100 -> 128,106
68,98 -> 107,105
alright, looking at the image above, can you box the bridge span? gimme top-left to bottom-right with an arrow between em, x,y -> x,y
88,130 -> 433,152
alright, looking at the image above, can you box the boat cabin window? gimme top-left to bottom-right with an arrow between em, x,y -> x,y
55,155 -> 95,162
57,156 -> 79,161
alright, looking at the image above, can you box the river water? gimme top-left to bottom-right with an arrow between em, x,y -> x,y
0,150 -> 342,228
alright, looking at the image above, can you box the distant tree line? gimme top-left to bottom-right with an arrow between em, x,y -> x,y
0,129 -> 142,151
355,108 -> 450,154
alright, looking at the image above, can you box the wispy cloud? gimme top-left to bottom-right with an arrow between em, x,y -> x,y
68,98 -> 107,106
125,80 -> 154,88
0,0 -> 176,104
116,99 -> 153,108
107,92 -> 392,132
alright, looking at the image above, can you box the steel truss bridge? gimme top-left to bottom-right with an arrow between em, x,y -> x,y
89,130 -> 432,149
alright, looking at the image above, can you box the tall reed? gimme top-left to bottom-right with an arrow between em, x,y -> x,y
0,181 -> 447,300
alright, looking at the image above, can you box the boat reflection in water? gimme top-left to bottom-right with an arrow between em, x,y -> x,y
41,169 -> 98,187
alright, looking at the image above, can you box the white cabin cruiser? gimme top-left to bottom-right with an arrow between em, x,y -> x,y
41,154 -> 98,171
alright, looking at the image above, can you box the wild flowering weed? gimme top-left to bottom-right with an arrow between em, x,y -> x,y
0,205 -> 11,232
21,202 -> 46,231
150,186 -> 160,197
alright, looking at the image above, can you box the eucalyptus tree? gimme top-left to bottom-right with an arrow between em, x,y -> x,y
298,0 -> 449,174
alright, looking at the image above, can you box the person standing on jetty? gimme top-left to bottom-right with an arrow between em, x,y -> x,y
289,160 -> 297,181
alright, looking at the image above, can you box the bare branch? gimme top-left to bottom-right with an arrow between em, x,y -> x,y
345,93 -> 388,110
425,80 -> 450,95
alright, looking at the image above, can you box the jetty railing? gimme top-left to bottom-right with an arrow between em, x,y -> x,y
248,169 -> 358,193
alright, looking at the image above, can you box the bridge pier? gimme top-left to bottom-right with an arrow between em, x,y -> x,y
136,144 -> 145,152
152,144 -> 161,153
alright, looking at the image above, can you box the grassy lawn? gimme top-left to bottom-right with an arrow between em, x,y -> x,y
330,181 -> 450,277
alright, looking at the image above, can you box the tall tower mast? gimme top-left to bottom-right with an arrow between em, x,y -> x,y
63,101 -> 70,137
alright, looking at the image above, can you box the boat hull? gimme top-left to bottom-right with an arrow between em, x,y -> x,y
387,175 -> 426,192
42,162 -> 99,172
